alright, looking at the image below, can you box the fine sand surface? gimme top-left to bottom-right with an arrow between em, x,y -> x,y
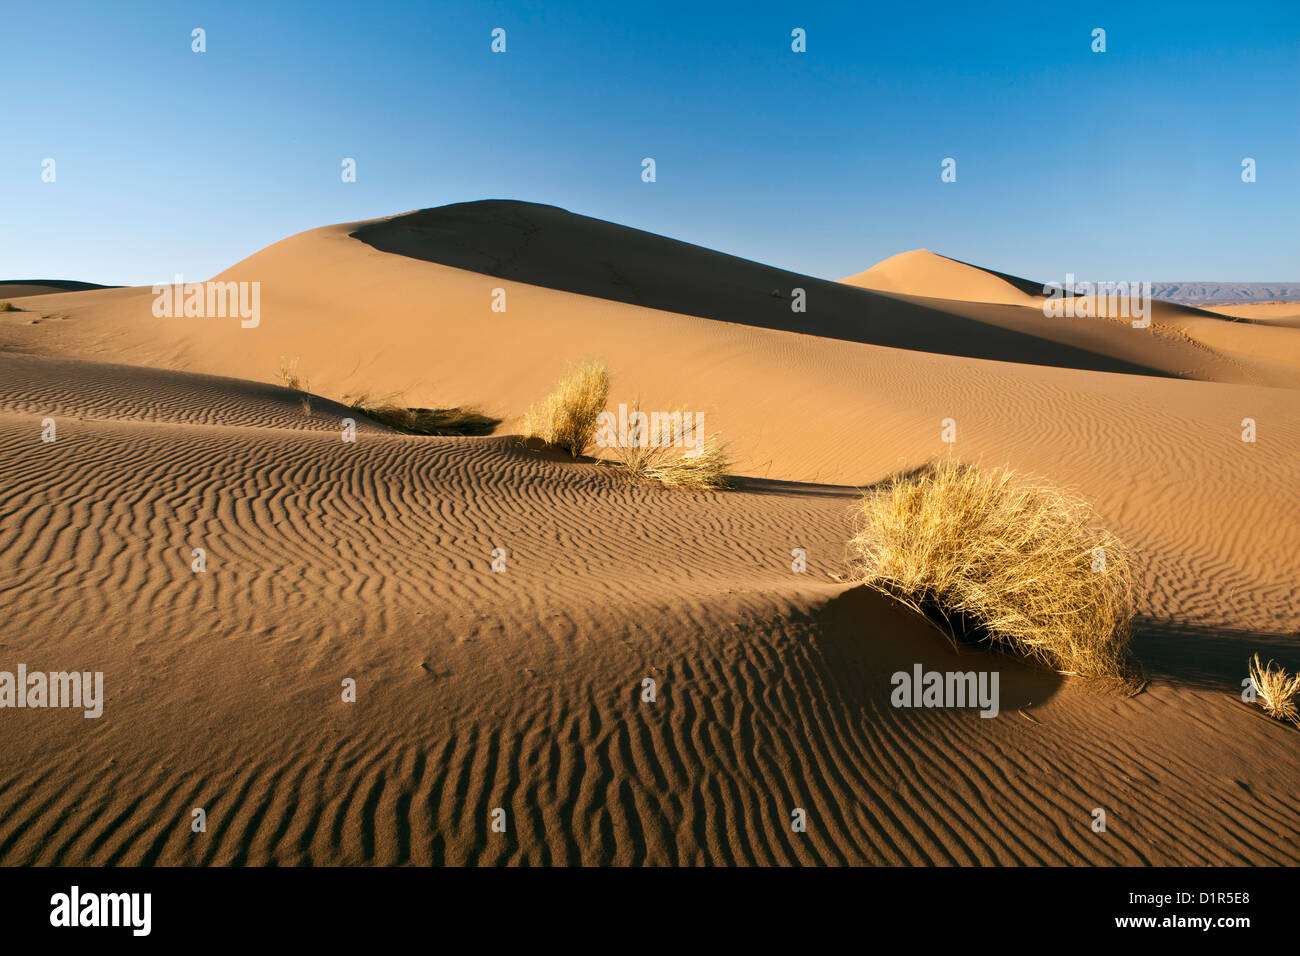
1207,302 -> 1300,328
1,201 -> 1297,865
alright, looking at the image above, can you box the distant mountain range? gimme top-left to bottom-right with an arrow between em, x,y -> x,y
1146,283 -> 1300,305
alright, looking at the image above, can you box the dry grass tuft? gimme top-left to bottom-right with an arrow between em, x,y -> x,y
850,458 -> 1136,678
1249,654 -> 1300,726
278,356 -> 308,392
520,361 -> 610,457
606,402 -> 733,489
645,440 -> 733,489
276,357 -> 312,414
349,394 -> 498,436
0,301 -> 19,312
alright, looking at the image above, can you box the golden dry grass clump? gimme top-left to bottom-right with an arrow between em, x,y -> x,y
643,439 -> 732,489
1249,654 -> 1300,726
607,402 -> 733,490
349,394 -> 498,436
520,361 -> 610,457
276,356 -> 313,414
278,356 -> 308,392
521,363 -> 732,489
0,301 -> 19,312
851,459 -> 1136,678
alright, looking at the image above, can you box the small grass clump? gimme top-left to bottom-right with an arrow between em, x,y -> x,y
850,458 -> 1136,678
1248,654 -> 1300,727
276,357 -> 312,414
0,301 -> 19,312
607,402 -> 733,490
519,364 -> 733,489
520,361 -> 610,457
644,439 -> 732,489
349,394 -> 498,436
278,356 -> 308,392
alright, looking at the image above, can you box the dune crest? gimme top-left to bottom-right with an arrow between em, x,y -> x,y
840,249 -> 1044,306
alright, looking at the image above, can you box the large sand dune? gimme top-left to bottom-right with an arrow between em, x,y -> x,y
1,202 -> 1296,865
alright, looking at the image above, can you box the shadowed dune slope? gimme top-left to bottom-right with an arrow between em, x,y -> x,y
0,280 -> 117,299
347,200 -> 1246,380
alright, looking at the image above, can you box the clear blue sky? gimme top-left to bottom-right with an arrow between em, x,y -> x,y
3,0 -> 1297,285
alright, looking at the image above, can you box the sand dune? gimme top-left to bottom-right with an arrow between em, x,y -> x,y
347,201 -> 1265,380
1208,302 -> 1300,327
839,247 -> 1300,386
1,201 -> 1297,865
6,202 -> 1294,419
840,249 -> 1045,306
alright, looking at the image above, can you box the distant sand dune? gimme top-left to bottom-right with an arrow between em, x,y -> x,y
0,280 -> 117,299
1208,302 -> 1300,327
840,248 -> 1044,306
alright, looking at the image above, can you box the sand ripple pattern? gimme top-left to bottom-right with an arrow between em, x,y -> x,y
1,355 -> 1297,865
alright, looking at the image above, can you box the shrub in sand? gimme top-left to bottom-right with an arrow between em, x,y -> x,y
349,394 -> 498,436
1248,654 -> 1300,727
520,361 -> 610,457
605,402 -> 733,490
278,356 -> 308,392
850,459 -> 1136,678
276,357 -> 314,414
0,301 -> 19,312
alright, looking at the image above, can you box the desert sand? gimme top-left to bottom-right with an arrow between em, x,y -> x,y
0,200 -> 1296,864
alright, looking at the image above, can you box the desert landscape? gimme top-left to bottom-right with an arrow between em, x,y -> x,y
0,199 -> 1296,865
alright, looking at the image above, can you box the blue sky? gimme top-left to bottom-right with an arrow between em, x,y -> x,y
3,0 -> 1297,285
